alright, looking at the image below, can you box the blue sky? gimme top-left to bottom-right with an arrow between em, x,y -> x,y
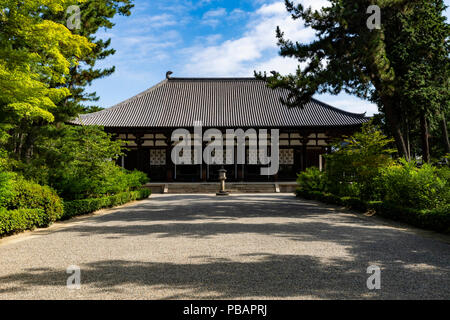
89,0 -> 450,116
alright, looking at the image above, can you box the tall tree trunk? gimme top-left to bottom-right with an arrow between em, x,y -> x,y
22,131 -> 35,161
15,131 -> 24,161
383,98 -> 409,160
440,114 -> 450,154
420,112 -> 430,163
405,117 -> 411,160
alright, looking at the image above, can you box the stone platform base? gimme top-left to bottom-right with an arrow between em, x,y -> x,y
144,182 -> 297,194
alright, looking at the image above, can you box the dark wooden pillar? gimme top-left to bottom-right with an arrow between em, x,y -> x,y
201,140 -> 207,182
135,134 -> 144,172
238,164 -> 244,181
166,133 -> 174,182
202,165 -> 207,181
302,139 -> 308,171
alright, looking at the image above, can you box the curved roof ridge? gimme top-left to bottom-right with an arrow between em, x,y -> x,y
169,77 -> 259,81
311,97 -> 368,118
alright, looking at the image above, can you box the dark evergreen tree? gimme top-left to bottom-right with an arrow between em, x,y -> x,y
392,0 -> 449,162
257,0 -> 449,161
45,0 -> 134,121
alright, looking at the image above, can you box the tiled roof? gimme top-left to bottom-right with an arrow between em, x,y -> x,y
70,77 -> 370,128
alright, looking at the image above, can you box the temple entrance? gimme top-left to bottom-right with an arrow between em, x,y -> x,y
207,164 -> 238,182
129,134 -> 331,183
174,165 -> 201,182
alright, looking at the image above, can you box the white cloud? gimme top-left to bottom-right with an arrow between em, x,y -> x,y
257,2 -> 287,15
247,56 -> 304,75
298,0 -> 331,11
229,8 -> 247,20
138,13 -> 178,28
203,8 -> 227,18
195,34 -> 223,45
201,7 -> 251,27
91,0 -> 379,114
202,8 -> 227,27
182,1 -> 316,76
180,0 -> 378,115
96,28 -> 181,65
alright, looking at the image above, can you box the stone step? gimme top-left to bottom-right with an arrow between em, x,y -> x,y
146,183 -> 296,194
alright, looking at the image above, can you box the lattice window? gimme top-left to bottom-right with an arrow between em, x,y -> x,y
150,149 -> 166,166
280,149 -> 294,165
247,149 -> 259,165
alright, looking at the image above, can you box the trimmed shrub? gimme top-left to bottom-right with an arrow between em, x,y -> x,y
54,162 -> 150,201
369,201 -> 450,233
0,188 -> 150,237
297,190 -> 450,234
320,193 -> 343,205
0,170 -> 16,207
8,177 -> 63,223
63,188 -> 151,219
296,189 -> 342,206
0,208 -> 47,237
295,188 -> 310,199
341,197 -> 368,212
297,167 -> 328,193
415,207 -> 450,233
379,161 -> 449,209
324,122 -> 395,200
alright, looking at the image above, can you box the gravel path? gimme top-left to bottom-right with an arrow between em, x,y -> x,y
0,194 -> 449,300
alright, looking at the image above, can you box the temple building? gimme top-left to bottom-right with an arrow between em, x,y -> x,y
71,74 -> 369,182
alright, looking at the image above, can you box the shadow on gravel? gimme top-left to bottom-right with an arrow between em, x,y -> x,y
0,253 -> 448,299
79,194 -> 336,223
50,195 -> 450,273
1,195 -> 449,299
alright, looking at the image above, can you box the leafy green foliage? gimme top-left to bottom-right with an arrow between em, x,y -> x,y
8,177 -> 64,222
296,167 -> 327,192
0,186 -> 150,237
296,189 -> 450,234
370,201 -> 450,234
0,208 -> 48,237
0,170 -> 15,208
379,160 -> 449,209
258,0 -> 449,160
0,149 -> 16,207
17,125 -> 148,200
42,0 -> 134,121
0,0 -> 94,128
296,123 -> 449,232
63,188 -> 151,219
392,0 -> 449,160
325,122 -> 395,199
0,0 -> 150,238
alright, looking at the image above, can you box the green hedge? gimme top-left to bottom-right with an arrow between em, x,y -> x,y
0,208 -> 47,237
63,188 -> 151,219
296,188 -> 450,234
0,178 -> 64,237
369,201 -> 450,233
8,178 -> 63,223
1,188 -> 151,237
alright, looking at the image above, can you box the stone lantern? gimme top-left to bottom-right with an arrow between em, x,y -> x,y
216,167 -> 230,196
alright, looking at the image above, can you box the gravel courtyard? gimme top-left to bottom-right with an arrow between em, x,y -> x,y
0,194 -> 449,300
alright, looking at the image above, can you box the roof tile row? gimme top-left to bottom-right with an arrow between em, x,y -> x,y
71,78 -> 369,128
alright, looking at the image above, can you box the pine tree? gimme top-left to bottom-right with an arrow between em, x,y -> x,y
43,0 -> 134,121
257,0 -> 449,161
